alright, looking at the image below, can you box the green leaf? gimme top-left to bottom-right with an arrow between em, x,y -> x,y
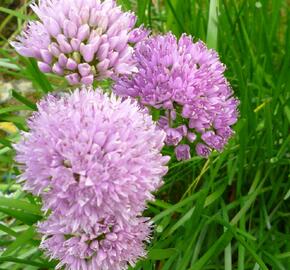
0,115 -> 26,126
0,59 -> 20,71
0,147 -> 11,155
12,90 -> 37,110
214,217 -> 268,270
153,190 -> 202,222
0,197 -> 42,215
117,0 -> 132,10
22,58 -> 53,93
0,223 -> 18,237
204,184 -> 227,207
0,105 -> 33,115
0,7 -> 31,20
206,0 -> 219,49
2,227 -> 35,256
137,0 -> 149,25
148,248 -> 179,260
0,138 -> 12,148
166,0 -> 185,34
0,207 -> 42,225
0,256 -> 55,268
189,231 -> 233,270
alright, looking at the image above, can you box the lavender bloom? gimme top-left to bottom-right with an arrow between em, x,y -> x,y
15,87 -> 169,224
114,33 -> 239,159
201,131 -> 224,152
128,26 -> 150,43
38,213 -> 151,270
187,132 -> 197,143
175,144 -> 191,161
165,128 -> 182,146
196,143 -> 211,158
11,0 -> 148,85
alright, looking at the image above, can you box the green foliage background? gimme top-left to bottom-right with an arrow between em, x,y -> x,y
0,0 -> 289,269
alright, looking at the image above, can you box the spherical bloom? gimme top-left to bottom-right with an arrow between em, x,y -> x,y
38,213 -> 151,270
114,33 -> 239,160
15,87 -> 169,224
11,0 -> 148,85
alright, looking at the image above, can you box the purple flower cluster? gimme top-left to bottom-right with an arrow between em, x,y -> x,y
114,33 -> 239,160
38,214 -> 150,270
12,1 -> 240,267
15,87 -> 169,269
11,0 -> 148,85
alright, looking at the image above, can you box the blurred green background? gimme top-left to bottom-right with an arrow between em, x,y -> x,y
0,0 -> 289,269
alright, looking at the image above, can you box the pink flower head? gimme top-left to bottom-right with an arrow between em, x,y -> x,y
114,33 -> 239,159
11,0 -> 148,85
15,87 -> 169,224
38,213 -> 151,270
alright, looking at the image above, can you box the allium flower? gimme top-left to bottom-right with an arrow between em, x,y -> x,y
38,213 -> 151,270
196,143 -> 211,158
11,0 -> 148,85
15,87 -> 169,224
114,33 -> 239,160
175,144 -> 191,161
164,128 -> 182,146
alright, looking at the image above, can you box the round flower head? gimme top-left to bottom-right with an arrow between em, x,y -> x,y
114,33 -> 239,160
11,0 -> 148,85
38,213 -> 151,270
15,87 -> 169,224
